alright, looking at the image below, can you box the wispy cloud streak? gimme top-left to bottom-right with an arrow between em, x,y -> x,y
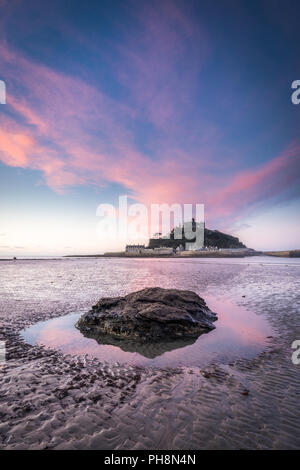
0,0 -> 299,231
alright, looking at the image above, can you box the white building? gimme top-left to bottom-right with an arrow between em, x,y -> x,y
152,247 -> 174,255
125,244 -> 145,253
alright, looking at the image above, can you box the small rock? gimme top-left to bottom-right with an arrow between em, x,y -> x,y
200,370 -> 211,379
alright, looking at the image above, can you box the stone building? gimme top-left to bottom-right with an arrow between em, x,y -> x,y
125,244 -> 145,254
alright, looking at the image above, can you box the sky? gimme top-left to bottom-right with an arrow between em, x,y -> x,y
0,0 -> 299,255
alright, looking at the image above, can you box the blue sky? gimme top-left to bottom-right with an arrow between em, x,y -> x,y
0,0 -> 299,255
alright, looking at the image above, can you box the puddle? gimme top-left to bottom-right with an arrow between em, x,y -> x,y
21,296 -> 273,368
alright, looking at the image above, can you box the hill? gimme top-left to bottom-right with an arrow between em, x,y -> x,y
148,221 -> 246,250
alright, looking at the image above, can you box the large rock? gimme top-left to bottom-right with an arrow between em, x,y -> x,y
76,287 -> 217,344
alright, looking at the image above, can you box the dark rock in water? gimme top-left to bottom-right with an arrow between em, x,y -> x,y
76,288 -> 217,346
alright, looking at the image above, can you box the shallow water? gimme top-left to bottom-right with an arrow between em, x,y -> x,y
1,256 -> 300,450
2,254 -> 300,265
21,296 -> 272,367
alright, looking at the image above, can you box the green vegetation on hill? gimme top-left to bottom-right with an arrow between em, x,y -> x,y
203,228 -> 246,249
148,222 -> 246,250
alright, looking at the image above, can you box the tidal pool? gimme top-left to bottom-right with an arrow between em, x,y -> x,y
21,296 -> 272,368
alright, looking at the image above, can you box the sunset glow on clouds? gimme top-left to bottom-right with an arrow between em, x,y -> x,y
0,0 -> 299,254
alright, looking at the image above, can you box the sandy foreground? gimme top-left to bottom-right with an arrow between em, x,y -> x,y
0,257 -> 299,450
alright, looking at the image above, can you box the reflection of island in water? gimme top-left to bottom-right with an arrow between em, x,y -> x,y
76,327 -> 207,359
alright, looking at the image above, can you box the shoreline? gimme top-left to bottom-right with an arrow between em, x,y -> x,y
0,254 -> 259,260
1,250 -> 299,261
0,254 -> 255,260
0,257 -> 299,449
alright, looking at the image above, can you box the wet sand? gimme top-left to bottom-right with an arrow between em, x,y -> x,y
0,257 -> 299,449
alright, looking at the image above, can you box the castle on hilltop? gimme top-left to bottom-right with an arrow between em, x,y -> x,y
148,218 -> 246,251
125,219 -> 246,254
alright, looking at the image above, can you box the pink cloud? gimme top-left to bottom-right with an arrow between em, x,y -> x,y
115,0 -> 209,129
207,143 -> 300,220
0,39 -> 210,197
0,31 -> 299,230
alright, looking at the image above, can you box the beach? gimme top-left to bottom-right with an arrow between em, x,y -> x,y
0,257 -> 299,450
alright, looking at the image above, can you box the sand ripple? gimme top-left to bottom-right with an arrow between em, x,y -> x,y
0,258 -> 299,449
